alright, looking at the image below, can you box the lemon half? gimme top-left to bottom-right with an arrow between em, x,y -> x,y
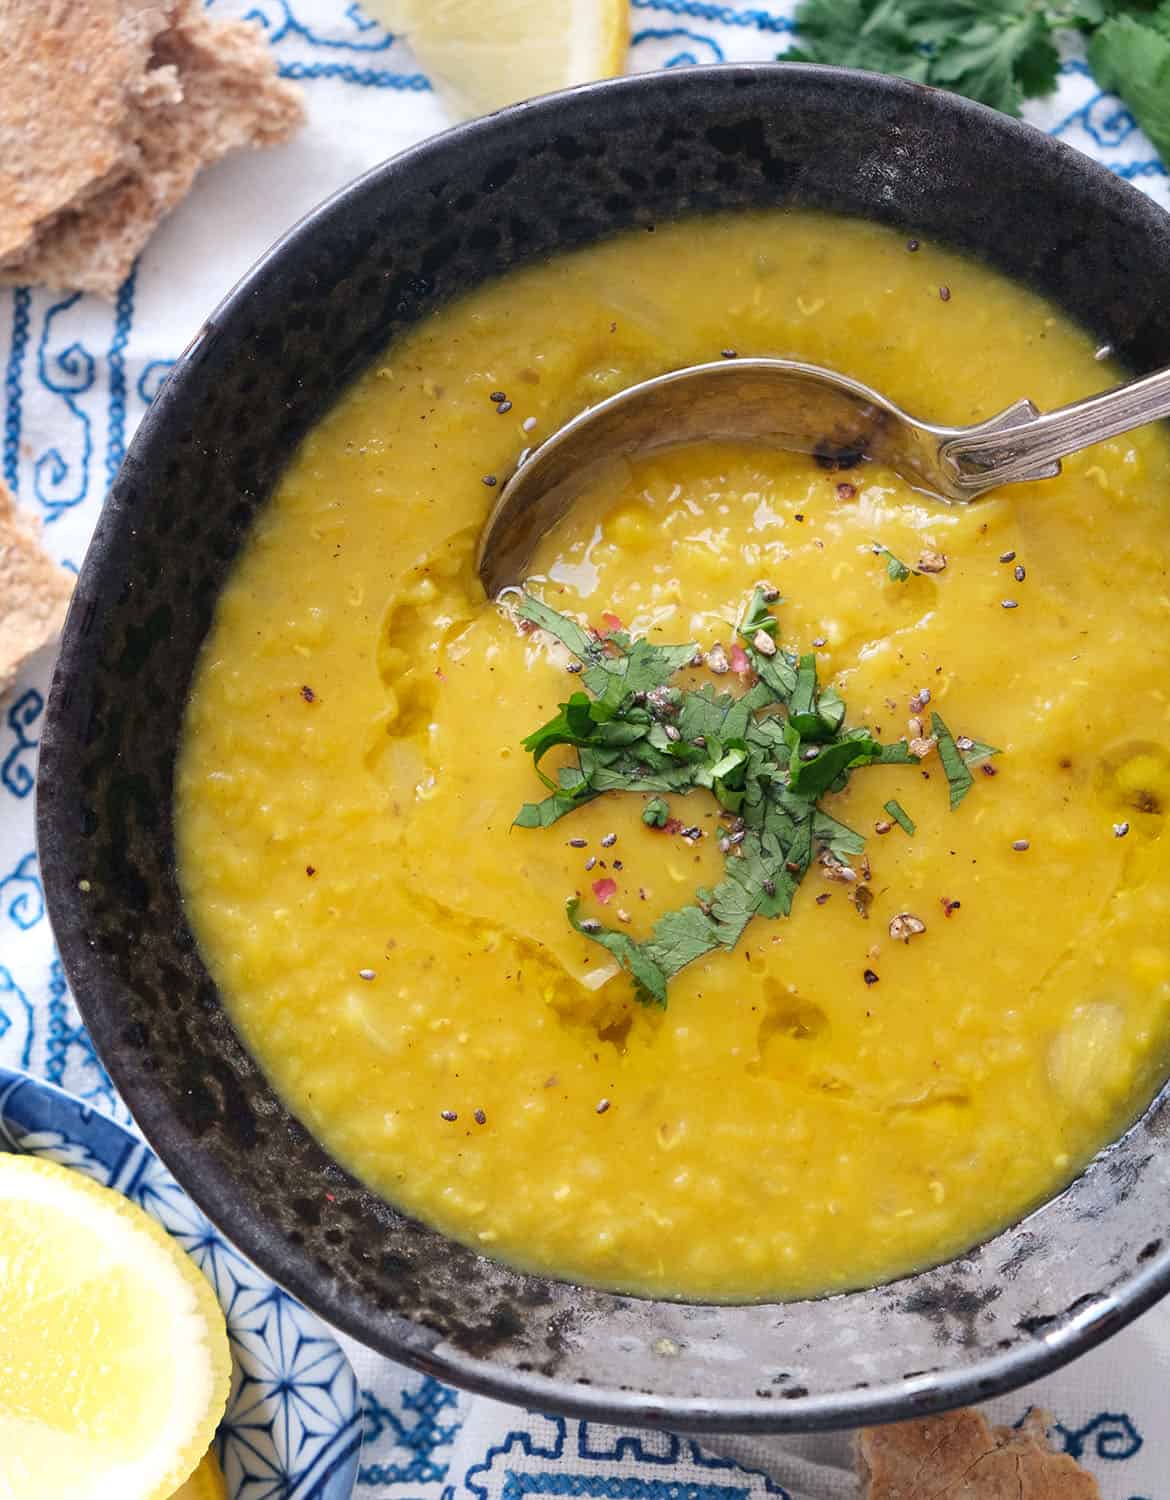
366,0 -> 630,117
0,1154 -> 231,1500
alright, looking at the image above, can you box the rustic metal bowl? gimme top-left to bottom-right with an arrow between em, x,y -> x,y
38,64 -> 1170,1432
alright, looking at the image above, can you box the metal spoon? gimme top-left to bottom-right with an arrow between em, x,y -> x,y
476,356 -> 1170,595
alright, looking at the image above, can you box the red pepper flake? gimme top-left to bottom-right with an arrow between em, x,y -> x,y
940,897 -> 961,918
300,685 -> 316,703
939,285 -> 951,302
863,968 -> 880,985
324,1192 -> 335,1203
836,481 -> 857,500
592,877 -> 618,903
601,611 -> 624,633
474,1108 -> 487,1125
815,892 -> 831,906
729,643 -> 751,675
663,817 -> 684,835
306,865 -> 316,877
981,763 -> 998,777
435,667 -> 447,681
440,1109 -> 458,1122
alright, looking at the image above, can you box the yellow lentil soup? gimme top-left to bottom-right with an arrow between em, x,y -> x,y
176,213 -> 1170,1301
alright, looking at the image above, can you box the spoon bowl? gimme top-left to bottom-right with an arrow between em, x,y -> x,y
477,354 -> 1170,594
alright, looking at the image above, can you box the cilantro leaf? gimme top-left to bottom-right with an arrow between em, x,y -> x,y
875,544 -> 913,582
739,587 -> 782,639
814,808 -> 867,860
914,2 -> 1059,115
788,733 -> 884,797
884,798 -> 916,835
1088,10 -> 1170,166
516,593 -> 598,662
567,898 -> 672,1006
642,797 -> 670,826
957,734 -> 1000,766
514,788 -> 598,828
931,710 -> 974,809
643,905 -> 723,974
782,0 -> 1119,124
781,0 -> 931,78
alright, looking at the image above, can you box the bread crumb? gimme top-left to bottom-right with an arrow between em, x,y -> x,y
0,479 -> 74,698
0,0 -> 304,298
858,1407 -> 1101,1498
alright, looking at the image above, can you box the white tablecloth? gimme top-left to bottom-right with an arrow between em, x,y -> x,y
2,3 -> 1167,1494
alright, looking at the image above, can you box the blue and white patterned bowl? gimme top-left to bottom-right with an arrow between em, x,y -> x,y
0,1066 -> 362,1499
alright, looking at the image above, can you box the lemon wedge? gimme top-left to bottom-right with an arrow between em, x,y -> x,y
170,1449 -> 228,1499
365,0 -> 630,117
0,1154 -> 231,1500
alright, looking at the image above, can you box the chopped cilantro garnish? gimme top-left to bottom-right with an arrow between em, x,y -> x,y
884,798 -> 916,836
515,590 -> 998,1004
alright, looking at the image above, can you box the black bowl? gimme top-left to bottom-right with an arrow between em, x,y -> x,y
38,64 -> 1170,1432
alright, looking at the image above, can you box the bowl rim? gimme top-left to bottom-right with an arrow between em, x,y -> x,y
38,59 -> 1170,1433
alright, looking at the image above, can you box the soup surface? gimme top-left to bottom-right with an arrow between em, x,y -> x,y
176,213 -> 1170,1300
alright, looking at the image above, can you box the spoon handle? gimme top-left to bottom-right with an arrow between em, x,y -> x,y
939,364 -> 1170,495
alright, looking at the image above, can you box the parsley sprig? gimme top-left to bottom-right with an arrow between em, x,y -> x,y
781,1 -> 1170,166
514,590 -> 999,1006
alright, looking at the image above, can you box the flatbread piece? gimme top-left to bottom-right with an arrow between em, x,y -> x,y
858,1408 -> 1101,1498
0,0 -> 304,296
0,0 -> 179,263
0,478 -> 74,697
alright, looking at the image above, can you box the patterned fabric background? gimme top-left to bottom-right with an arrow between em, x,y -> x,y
1,3 -> 1168,1495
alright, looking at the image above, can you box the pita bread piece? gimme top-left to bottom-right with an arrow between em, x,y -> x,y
0,479 -> 74,697
0,0 -> 179,263
858,1407 -> 1101,1498
0,0 -> 304,298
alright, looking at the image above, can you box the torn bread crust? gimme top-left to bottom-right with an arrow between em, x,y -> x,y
0,479 -> 74,698
0,0 -> 181,263
858,1407 -> 1101,1498
0,0 -> 303,298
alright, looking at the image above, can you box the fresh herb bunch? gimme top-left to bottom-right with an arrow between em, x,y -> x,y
780,0 -> 1170,163
513,590 -> 997,1005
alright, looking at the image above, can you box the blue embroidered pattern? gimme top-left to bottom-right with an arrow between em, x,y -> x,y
0,968 -> 34,1067
245,0 -> 395,49
279,60 -> 431,88
105,268 -> 137,488
359,1376 -> 463,1486
137,358 -> 177,405
0,850 -> 43,931
34,292 -> 94,520
631,27 -> 727,66
632,0 -> 795,32
1,688 -> 42,798
1055,1411 -> 1143,1463
3,287 -> 30,492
